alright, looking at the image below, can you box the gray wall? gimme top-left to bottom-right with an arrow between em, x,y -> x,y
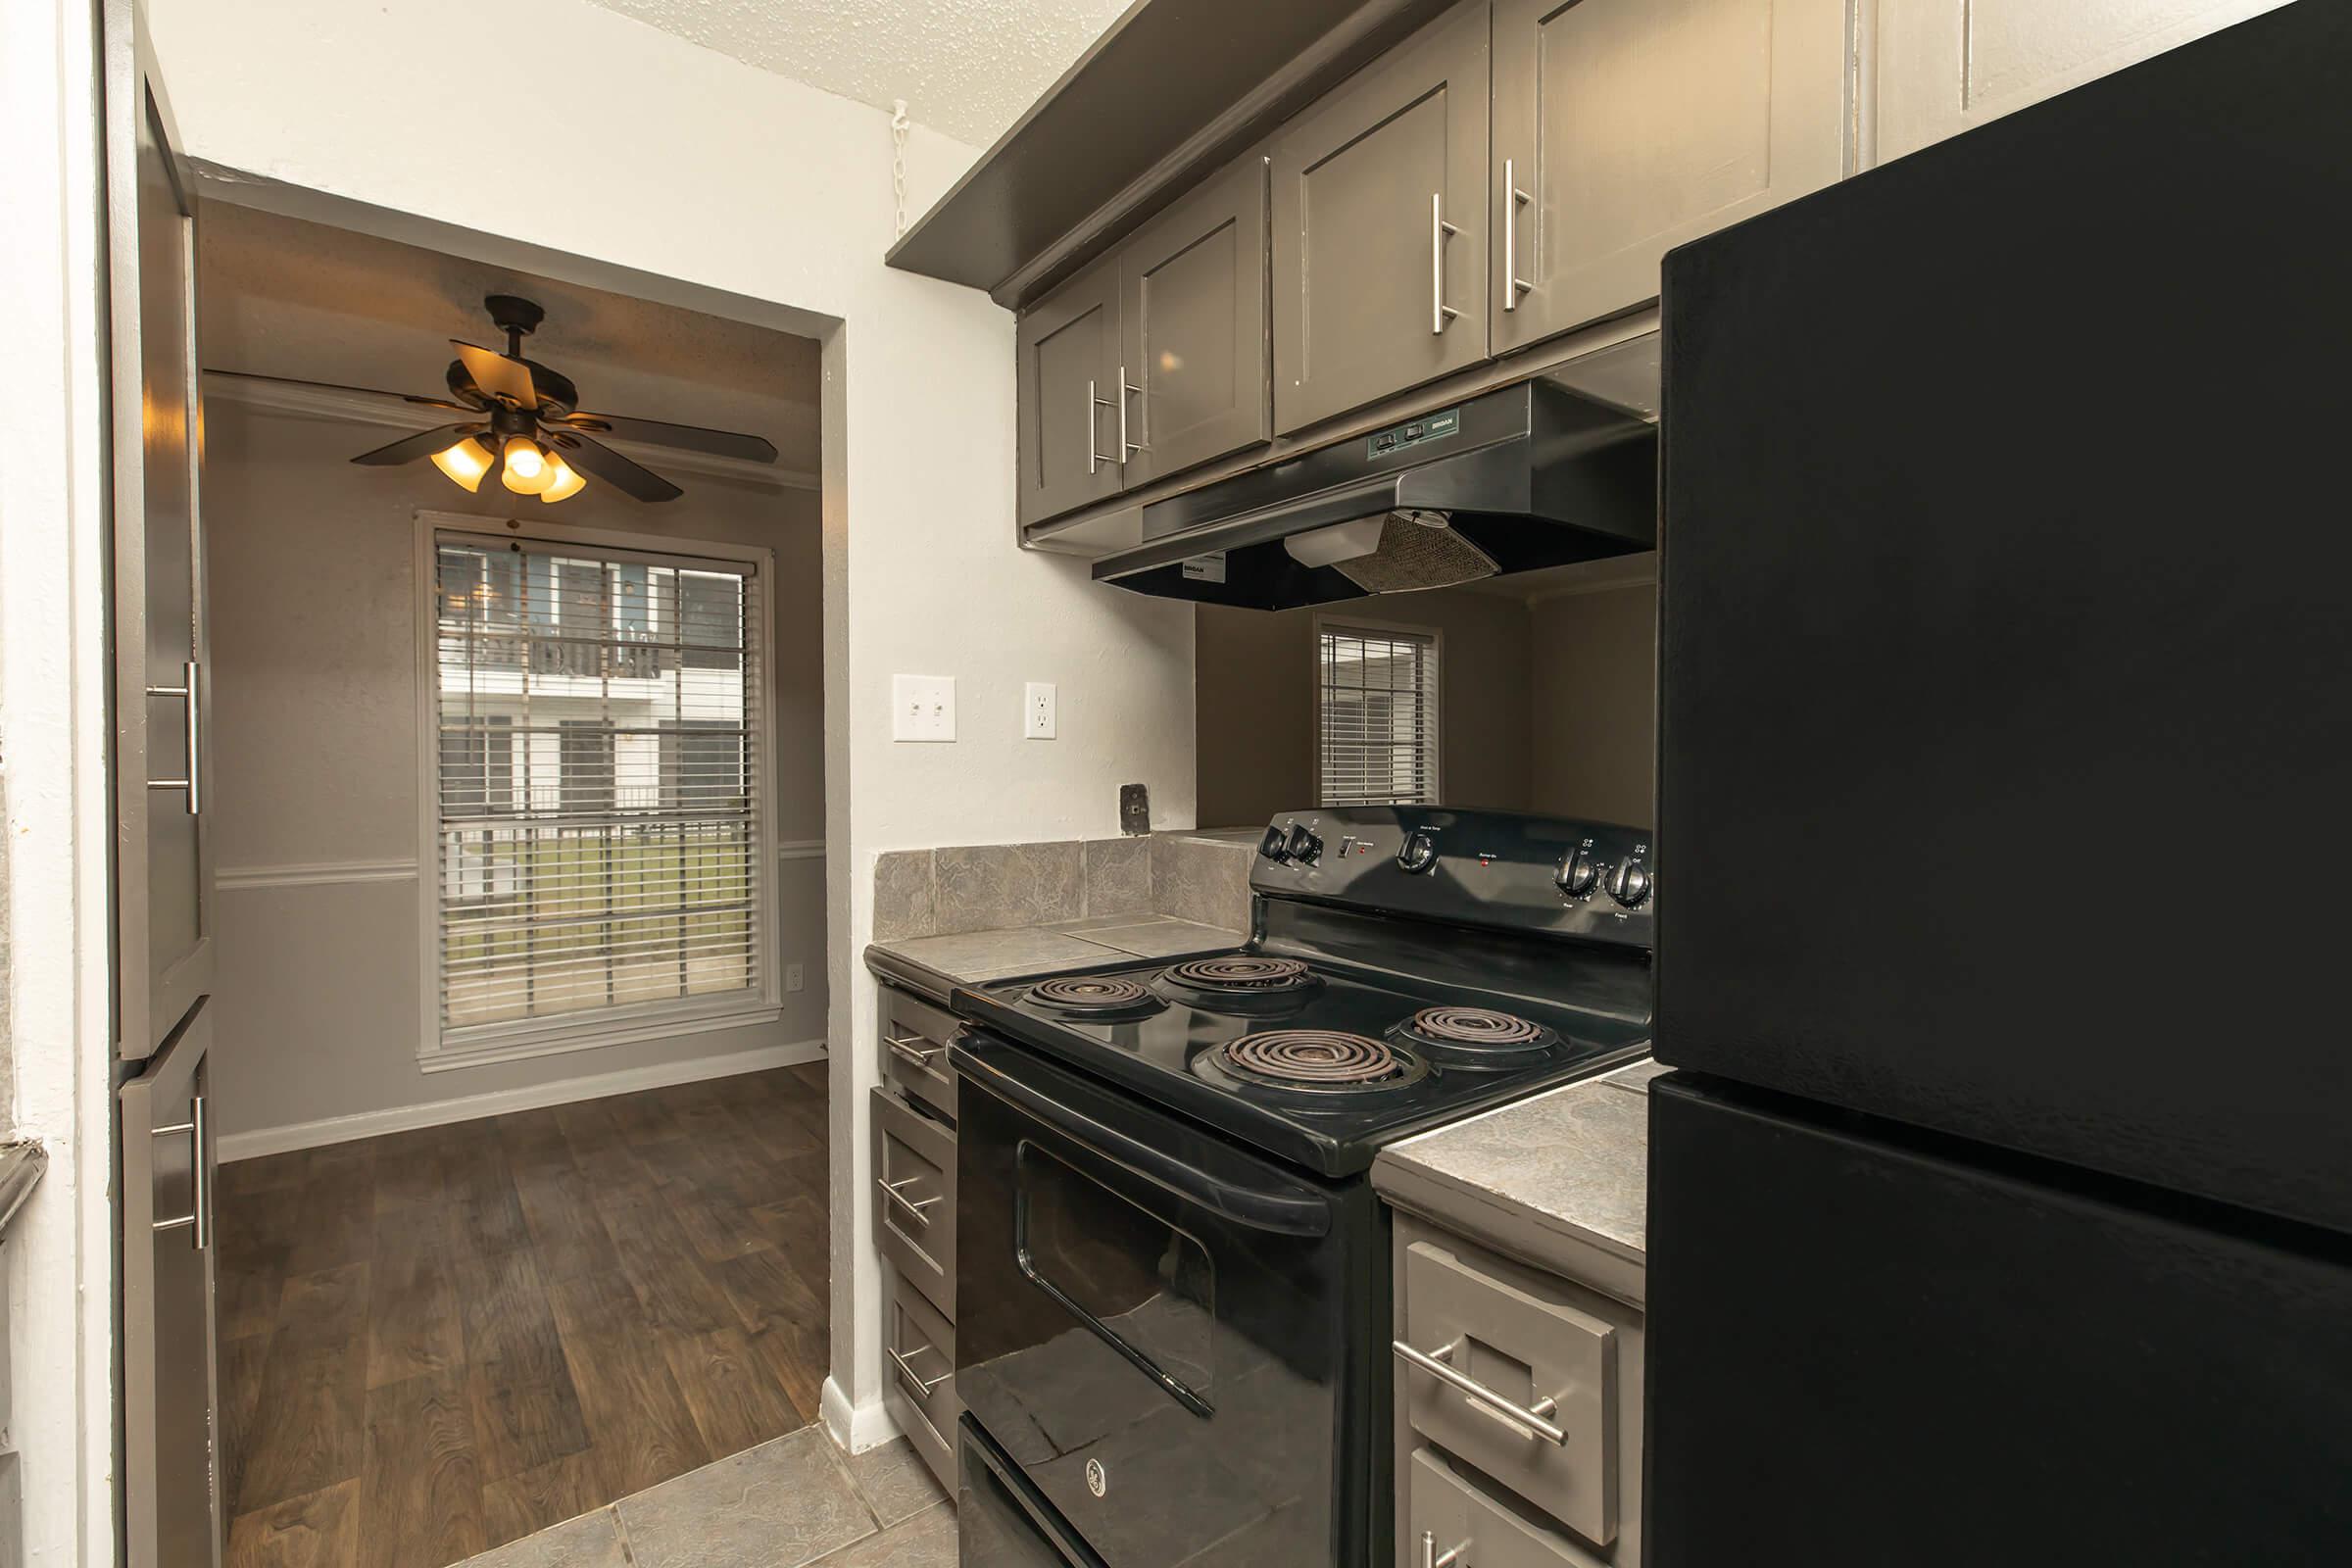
1198,576 -> 1657,830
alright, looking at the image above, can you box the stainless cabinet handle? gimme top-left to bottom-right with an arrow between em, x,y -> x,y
1502,159 -> 1533,312
144,659 -> 201,815
1431,193 -> 1462,335
1392,1337 -> 1568,1445
1087,378 -> 1122,474
885,1033 -> 944,1070
150,1092 -> 209,1250
1421,1530 -> 1467,1568
889,1342 -> 951,1396
1119,367 -> 1146,459
877,1175 -> 943,1226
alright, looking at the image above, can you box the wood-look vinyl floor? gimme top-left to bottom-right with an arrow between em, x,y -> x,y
217,1063 -> 832,1568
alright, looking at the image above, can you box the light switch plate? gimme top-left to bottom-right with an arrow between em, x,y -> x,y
893,674 -> 956,742
1024,681 -> 1056,740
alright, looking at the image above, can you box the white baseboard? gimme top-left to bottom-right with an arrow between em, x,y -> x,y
821,1376 -> 902,1455
218,1038 -> 827,1162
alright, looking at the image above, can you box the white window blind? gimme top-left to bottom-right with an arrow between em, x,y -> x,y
433,533 -> 765,1044
1318,623 -> 1440,806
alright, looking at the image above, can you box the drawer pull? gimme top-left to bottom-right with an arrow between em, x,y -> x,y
1420,1530 -> 1468,1568
886,1034 -> 946,1068
889,1342 -> 951,1397
1392,1338 -> 1569,1446
877,1175 -> 943,1225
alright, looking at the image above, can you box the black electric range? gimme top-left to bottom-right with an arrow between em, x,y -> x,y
947,807 -> 1654,1568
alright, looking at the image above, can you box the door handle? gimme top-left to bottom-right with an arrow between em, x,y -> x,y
1087,378 -> 1122,474
144,659 -> 201,815
877,1175 -> 942,1226
1431,192 -> 1462,335
885,1033 -> 945,1071
1392,1337 -> 1569,1445
889,1341 -> 952,1397
1502,159 -> 1533,312
1119,367 -> 1146,459
149,1092 -> 210,1251
1421,1530 -> 1468,1568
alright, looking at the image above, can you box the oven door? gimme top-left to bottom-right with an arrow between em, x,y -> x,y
952,1031 -> 1376,1568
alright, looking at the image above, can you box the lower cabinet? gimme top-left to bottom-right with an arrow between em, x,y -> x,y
883,1267 -> 961,1493
870,987 -> 963,1495
1391,1212 -> 1645,1567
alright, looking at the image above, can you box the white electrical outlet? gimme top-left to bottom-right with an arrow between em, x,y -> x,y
785,962 -> 806,993
893,674 -> 956,742
1025,681 -> 1057,740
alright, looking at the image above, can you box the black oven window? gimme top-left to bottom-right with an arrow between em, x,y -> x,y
1016,1142 -> 1214,1400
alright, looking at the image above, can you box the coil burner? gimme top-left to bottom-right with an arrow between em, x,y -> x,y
1167,956 -> 1317,992
1393,1004 -> 1561,1067
1026,976 -> 1164,1019
1207,1030 -> 1429,1095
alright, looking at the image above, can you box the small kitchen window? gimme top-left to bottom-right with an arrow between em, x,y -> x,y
1317,621 -> 1440,807
427,527 -> 774,1062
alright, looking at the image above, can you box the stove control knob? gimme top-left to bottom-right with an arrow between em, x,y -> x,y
1285,823 -> 1324,865
1555,847 -> 1599,898
1258,825 -> 1293,863
1396,828 -> 1440,875
1606,859 -> 1653,908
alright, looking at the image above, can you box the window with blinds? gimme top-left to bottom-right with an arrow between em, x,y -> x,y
432,532 -> 766,1045
1318,623 -> 1440,807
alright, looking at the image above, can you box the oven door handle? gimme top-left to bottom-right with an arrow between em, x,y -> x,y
953,1045 -> 1333,1238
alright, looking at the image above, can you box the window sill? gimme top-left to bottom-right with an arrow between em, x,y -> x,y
422,1000 -> 786,1072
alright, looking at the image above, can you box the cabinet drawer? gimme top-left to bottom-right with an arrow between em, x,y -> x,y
879,985 -> 958,1122
1399,1239 -> 1618,1544
1406,1446 -> 1607,1568
883,1267 -> 960,1495
871,1087 -> 956,1318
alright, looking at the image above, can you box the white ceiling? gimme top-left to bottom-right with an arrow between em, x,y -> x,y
581,0 -> 1135,147
198,203 -> 822,471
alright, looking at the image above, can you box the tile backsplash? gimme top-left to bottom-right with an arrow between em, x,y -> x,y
873,831 -> 1254,941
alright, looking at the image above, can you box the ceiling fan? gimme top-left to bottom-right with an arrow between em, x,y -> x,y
209,294 -> 780,504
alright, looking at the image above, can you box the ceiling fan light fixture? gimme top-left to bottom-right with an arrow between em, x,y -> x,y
429,434 -> 494,492
540,452 -> 587,504
500,436 -> 553,495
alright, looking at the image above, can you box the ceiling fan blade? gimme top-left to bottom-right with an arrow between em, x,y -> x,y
349,423 -> 475,466
451,340 -> 538,410
561,412 -> 778,465
205,368 -> 472,413
556,433 -> 684,503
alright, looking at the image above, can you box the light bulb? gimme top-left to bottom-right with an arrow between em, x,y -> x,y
540,452 -> 588,504
430,435 -> 493,492
500,436 -> 553,495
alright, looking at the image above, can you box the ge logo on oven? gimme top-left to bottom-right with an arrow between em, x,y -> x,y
1085,1458 -> 1107,1497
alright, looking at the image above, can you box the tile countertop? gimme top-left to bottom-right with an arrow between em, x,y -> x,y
1373,1059 -> 1665,1304
864,913 -> 1246,1005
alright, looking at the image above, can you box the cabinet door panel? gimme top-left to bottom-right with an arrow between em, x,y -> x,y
1494,0 -> 1851,353
1273,0 -> 1492,435
1015,261 -> 1123,525
1876,0 -> 2291,164
1122,155 -> 1271,486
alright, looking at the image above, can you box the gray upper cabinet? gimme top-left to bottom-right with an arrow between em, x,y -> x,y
1118,154 -> 1272,486
1016,257 -> 1125,526
1874,0 -> 2290,165
1272,0 -> 1493,435
1492,0 -> 1851,355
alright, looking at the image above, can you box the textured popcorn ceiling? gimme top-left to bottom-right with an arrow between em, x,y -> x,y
583,0 -> 1136,147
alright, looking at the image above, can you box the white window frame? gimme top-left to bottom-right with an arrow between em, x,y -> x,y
1312,612 -> 1445,807
413,511 -> 783,1070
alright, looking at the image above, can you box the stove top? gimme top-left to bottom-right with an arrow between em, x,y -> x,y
957,941 -> 1648,1177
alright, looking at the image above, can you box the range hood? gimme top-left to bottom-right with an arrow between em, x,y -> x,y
1093,380 -> 1656,611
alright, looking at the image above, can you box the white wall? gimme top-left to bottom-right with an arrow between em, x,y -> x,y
200,396 -> 831,1150
148,0 -> 1198,1450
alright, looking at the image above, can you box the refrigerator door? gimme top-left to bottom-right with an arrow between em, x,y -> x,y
1656,0 -> 2352,1233
1644,1075 -> 2352,1565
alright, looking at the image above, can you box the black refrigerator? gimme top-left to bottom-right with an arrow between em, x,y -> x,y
1649,2 -> 2352,1562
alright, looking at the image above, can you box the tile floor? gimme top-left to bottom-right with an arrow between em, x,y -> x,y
458,1428 -> 954,1568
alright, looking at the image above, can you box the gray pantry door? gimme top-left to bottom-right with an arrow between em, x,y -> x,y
121,999 -> 220,1568
108,0 -> 214,1065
